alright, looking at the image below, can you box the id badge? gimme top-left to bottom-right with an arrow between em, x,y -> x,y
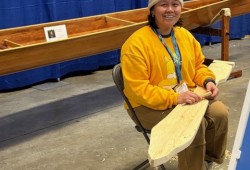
176,82 -> 189,94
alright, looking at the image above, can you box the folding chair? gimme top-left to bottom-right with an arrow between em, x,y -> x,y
112,64 -> 166,170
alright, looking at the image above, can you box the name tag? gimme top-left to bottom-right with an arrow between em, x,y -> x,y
176,82 -> 189,94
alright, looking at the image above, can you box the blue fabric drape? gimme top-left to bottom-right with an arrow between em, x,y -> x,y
0,0 -> 249,90
0,0 -> 148,29
0,0 -> 98,28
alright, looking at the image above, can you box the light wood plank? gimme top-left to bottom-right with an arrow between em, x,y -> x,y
148,99 -> 209,167
148,86 -> 210,167
148,60 -> 235,167
208,60 -> 234,84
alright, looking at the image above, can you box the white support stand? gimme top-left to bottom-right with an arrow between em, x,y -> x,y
228,79 -> 250,170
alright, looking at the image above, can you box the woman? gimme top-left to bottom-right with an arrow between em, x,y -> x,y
120,0 -> 229,169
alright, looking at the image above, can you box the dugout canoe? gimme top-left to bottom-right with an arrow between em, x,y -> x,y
0,0 -> 249,75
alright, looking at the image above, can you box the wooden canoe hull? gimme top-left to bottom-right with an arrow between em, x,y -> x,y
0,0 -> 249,75
0,23 -> 144,75
0,8 -> 148,75
228,0 -> 250,16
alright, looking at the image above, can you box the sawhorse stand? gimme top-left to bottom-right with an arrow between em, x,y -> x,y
191,8 -> 242,80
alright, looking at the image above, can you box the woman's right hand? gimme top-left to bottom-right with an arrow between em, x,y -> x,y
177,91 -> 202,105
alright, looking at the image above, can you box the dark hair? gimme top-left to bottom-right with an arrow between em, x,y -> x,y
148,7 -> 183,29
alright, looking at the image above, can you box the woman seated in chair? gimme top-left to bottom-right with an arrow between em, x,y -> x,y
120,0 -> 229,169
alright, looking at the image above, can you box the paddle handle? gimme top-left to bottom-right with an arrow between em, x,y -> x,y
182,91 -> 212,106
201,91 -> 212,98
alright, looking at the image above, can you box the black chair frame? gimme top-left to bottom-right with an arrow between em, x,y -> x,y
112,64 -> 166,170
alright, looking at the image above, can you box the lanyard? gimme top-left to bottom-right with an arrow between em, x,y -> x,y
153,28 -> 183,83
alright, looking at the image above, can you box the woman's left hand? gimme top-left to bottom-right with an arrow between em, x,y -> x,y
205,82 -> 219,99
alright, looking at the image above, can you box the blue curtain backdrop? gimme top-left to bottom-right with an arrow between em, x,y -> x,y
0,0 -> 249,90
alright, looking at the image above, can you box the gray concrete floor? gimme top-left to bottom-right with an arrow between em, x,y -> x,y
0,38 -> 249,170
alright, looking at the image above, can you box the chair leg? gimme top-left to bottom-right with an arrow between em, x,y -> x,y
132,159 -> 166,170
132,159 -> 149,170
160,164 -> 166,170
153,164 -> 166,170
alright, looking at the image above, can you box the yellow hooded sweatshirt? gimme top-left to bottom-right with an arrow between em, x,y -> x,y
121,25 -> 215,110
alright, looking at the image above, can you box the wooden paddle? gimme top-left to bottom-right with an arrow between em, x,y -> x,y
148,60 -> 235,167
148,87 -> 210,167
